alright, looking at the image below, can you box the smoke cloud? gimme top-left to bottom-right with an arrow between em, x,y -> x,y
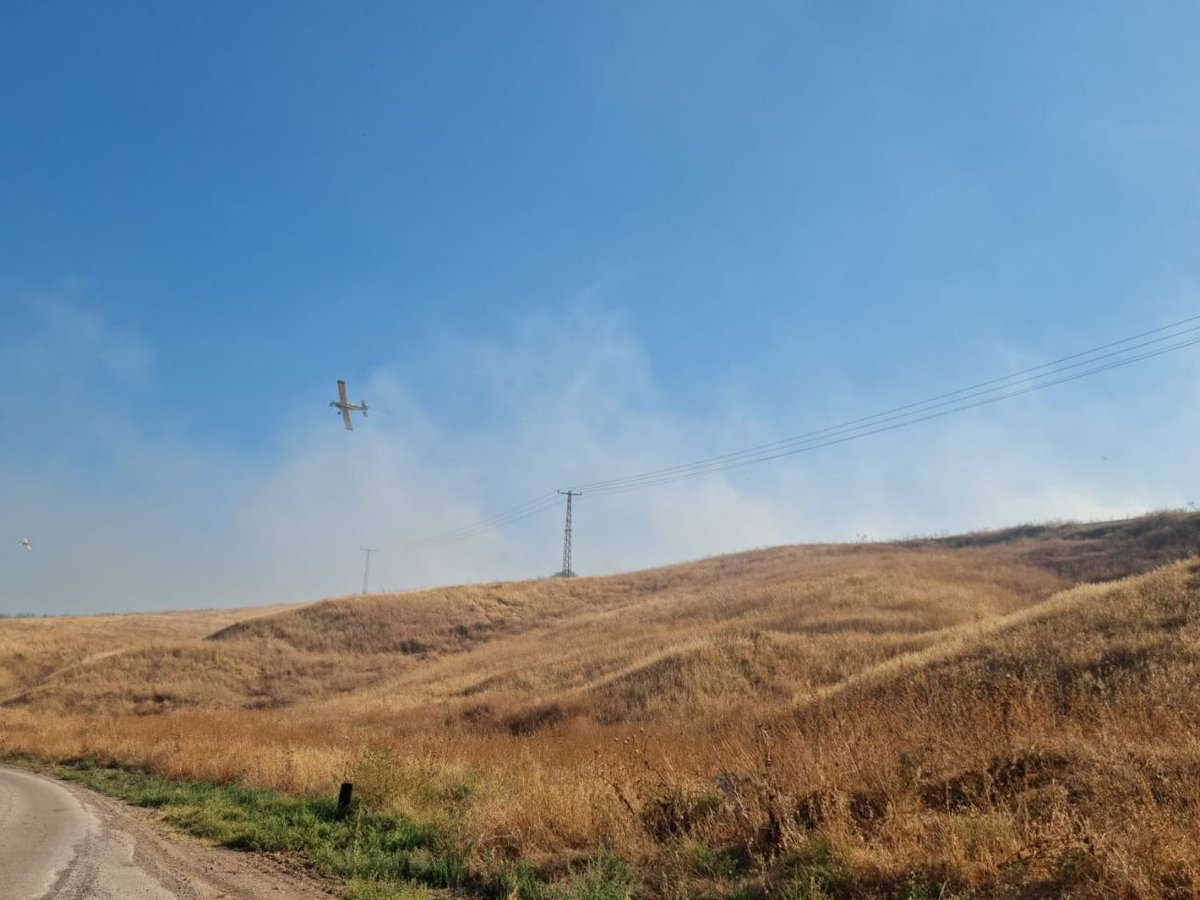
2,293 -> 1196,614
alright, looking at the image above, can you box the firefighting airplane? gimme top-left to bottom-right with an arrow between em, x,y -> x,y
330,380 -> 369,430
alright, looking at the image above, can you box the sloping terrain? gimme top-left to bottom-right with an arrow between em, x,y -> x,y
2,510 -> 1199,897
929,510 -> 1200,581
8,511 -> 1195,723
3,545 -> 1065,717
0,604 -> 299,701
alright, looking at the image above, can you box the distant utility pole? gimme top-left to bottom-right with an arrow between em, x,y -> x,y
359,548 -> 379,594
557,490 -> 581,577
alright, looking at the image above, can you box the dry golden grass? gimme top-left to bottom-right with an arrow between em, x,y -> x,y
0,603 -> 300,699
3,511 -> 1199,897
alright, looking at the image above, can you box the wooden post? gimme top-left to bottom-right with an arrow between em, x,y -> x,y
337,782 -> 353,816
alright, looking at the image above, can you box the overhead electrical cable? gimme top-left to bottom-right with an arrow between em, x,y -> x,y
409,492 -> 561,545
569,315 -> 1200,494
578,333 -> 1200,497
408,316 -> 1200,543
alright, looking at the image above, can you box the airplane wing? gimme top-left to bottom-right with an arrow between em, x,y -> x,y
337,380 -> 349,406
342,406 -> 353,430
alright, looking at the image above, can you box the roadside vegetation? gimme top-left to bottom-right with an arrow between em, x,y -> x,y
15,758 -> 635,899
3,511 -> 1200,897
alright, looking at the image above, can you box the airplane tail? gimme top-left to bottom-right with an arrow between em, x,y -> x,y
362,402 -> 368,418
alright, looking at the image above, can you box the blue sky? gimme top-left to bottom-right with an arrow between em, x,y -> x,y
3,3 -> 1199,613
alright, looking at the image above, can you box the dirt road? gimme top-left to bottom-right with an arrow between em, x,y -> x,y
0,767 -> 336,899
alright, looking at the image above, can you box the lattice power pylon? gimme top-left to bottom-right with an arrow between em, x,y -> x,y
557,490 -> 581,577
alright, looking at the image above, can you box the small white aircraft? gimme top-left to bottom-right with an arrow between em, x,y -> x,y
330,380 -> 369,430
18,537 -> 32,551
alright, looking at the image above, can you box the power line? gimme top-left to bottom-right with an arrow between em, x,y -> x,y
408,492 -> 561,545
569,315 -> 1200,494
580,333 -> 1200,497
403,316 -> 1200,543
577,331 -> 1200,497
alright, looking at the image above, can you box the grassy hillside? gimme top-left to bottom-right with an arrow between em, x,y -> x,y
0,604 -> 299,701
2,511 -> 1198,898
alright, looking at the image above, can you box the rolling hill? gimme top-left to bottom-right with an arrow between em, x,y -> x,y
2,510 -> 1198,897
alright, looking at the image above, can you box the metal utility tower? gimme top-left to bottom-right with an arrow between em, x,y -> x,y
557,490 -> 581,577
359,548 -> 379,594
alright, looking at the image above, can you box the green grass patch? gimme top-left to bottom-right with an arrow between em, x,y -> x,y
11,759 -> 654,899
49,761 -> 474,895
687,841 -> 742,879
559,853 -> 639,899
